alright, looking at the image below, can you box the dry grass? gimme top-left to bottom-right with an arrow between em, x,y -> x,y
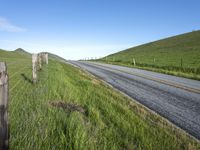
49,101 -> 86,114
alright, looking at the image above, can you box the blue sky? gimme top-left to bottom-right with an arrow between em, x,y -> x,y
0,0 -> 199,60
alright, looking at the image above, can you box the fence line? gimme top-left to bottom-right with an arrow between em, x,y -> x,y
0,52 -> 49,150
0,62 -> 9,150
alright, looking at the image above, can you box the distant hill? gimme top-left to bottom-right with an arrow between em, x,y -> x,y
14,48 -> 31,56
0,48 -> 66,63
0,48 -> 30,60
100,30 -> 200,79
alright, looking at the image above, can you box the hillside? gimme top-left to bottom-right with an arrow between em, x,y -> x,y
14,48 -> 31,56
48,52 -> 67,62
100,30 -> 200,79
15,48 -> 67,62
0,48 -> 200,149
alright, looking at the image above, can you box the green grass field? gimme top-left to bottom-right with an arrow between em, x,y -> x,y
99,30 -> 200,80
0,49 -> 200,149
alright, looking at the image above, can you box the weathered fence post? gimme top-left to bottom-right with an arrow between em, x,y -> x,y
41,53 -> 48,65
38,53 -> 42,70
45,53 -> 48,65
32,54 -> 38,84
0,62 -> 9,150
133,58 -> 136,66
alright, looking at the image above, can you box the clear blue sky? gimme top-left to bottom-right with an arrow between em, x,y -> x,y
0,0 -> 199,60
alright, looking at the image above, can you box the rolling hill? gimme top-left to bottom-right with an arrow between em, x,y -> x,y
100,30 -> 200,79
14,48 -> 31,56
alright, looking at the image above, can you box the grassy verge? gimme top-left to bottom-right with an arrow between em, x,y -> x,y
95,60 -> 200,80
1,50 -> 200,149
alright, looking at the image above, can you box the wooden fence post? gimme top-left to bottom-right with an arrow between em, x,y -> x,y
41,53 -> 48,65
45,53 -> 48,65
38,54 -> 42,70
32,54 -> 38,84
0,62 -> 9,150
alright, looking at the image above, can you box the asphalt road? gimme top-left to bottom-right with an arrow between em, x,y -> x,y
69,61 -> 200,140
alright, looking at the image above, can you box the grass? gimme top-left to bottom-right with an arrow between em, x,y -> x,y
0,49 -> 200,149
98,30 -> 200,80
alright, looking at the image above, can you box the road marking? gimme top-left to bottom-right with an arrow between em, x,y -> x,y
86,62 -> 200,94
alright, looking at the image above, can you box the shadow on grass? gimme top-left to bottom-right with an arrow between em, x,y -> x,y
21,73 -> 33,84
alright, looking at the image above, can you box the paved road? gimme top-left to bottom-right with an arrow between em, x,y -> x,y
69,61 -> 200,140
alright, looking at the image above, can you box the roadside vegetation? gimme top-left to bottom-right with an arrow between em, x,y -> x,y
0,49 -> 200,149
98,30 -> 200,80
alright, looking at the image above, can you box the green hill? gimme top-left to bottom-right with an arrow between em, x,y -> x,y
13,48 -> 66,62
48,52 -> 67,62
100,30 -> 200,79
0,48 -> 200,149
14,48 -> 31,56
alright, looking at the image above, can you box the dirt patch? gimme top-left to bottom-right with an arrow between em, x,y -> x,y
92,78 -> 101,85
49,101 -> 86,114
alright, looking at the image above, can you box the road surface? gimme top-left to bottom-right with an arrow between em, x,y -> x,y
69,61 -> 200,140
